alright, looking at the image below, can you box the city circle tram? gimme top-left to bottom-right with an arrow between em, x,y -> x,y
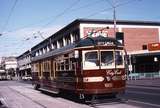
31,35 -> 127,100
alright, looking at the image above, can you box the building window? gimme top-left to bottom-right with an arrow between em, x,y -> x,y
72,30 -> 80,43
65,36 -> 71,45
142,45 -> 147,50
47,46 -> 50,52
58,40 -> 63,48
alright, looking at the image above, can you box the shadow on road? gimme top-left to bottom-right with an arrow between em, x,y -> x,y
40,90 -> 127,106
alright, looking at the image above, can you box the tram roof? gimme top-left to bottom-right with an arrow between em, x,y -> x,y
31,19 -> 160,51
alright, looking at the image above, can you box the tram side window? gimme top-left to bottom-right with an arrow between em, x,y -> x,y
38,63 -> 41,76
115,51 -> 123,65
47,61 -> 51,72
84,51 -> 98,67
43,61 -> 50,72
56,59 -> 65,71
56,53 -> 76,71
40,62 -> 44,76
65,59 -> 69,70
57,62 -> 60,71
101,51 -> 114,66
61,62 -> 64,70
33,63 -> 38,72
36,63 -> 40,76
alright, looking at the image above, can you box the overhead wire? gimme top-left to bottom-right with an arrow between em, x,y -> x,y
2,0 -> 81,40
1,0 -> 18,34
32,0 -> 81,40
85,0 -> 140,18
0,0 -> 141,56
21,0 -> 109,49
41,0 -> 81,28
29,0 -> 138,41
2,0 -> 103,35
69,0 -> 103,13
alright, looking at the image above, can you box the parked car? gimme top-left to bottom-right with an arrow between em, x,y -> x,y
22,75 -> 32,80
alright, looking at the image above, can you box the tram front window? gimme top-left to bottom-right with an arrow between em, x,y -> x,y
115,51 -> 123,65
101,51 -> 114,66
84,51 -> 98,67
83,50 -> 124,69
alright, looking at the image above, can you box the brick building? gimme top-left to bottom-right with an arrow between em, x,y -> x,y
78,19 -> 160,79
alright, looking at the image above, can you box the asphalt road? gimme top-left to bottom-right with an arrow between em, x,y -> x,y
0,80 -> 160,108
121,85 -> 160,108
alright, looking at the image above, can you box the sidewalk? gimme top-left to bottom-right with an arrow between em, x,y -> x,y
127,78 -> 160,88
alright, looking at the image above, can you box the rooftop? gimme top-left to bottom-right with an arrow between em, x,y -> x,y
31,19 -> 160,51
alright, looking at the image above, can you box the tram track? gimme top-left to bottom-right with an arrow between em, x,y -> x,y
8,86 -> 47,108
85,96 -> 128,108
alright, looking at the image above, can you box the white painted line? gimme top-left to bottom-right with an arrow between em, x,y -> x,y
126,90 -> 160,96
129,99 -> 160,108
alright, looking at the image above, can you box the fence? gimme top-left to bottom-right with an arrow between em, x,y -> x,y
128,72 -> 160,80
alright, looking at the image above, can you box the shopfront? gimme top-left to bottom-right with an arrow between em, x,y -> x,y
128,43 -> 160,79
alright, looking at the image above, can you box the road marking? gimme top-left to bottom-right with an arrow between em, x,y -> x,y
127,85 -> 160,90
129,99 -> 160,108
126,90 -> 160,96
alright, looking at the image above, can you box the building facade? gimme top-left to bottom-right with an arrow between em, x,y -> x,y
17,50 -> 31,79
19,19 -> 160,79
1,56 -> 17,79
79,19 -> 160,79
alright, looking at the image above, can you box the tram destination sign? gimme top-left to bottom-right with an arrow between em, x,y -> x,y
97,41 -> 114,46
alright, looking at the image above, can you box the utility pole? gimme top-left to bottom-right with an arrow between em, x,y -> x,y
106,0 -> 117,37
113,5 -> 116,37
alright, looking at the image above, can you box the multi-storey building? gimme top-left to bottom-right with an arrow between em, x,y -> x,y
0,57 -> 6,80
17,50 -> 31,79
18,19 -> 160,79
1,56 -> 17,79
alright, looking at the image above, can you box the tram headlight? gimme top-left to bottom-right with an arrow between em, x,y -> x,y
83,77 -> 104,82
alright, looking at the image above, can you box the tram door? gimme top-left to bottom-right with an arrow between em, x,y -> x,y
42,60 -> 51,88
52,60 -> 56,79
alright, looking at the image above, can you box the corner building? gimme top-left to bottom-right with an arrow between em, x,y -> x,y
31,19 -> 160,79
80,19 -> 160,79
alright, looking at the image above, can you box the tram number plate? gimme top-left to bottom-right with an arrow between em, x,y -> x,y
104,83 -> 113,88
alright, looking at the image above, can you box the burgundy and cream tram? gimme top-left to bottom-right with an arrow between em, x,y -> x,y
31,19 -> 127,100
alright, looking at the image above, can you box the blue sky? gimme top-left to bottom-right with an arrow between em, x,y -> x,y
0,0 -> 160,57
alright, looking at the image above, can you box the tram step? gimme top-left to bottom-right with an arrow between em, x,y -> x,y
39,88 -> 59,94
